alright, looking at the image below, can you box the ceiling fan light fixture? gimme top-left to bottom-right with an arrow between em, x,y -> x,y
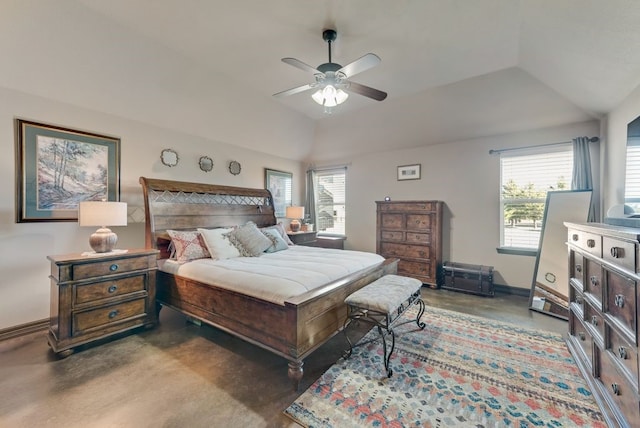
311,85 -> 349,109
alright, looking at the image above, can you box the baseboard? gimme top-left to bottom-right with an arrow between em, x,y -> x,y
0,318 -> 48,342
494,283 -> 531,298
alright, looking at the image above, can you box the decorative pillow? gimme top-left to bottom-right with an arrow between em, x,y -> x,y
227,221 -> 273,256
262,223 -> 294,246
262,228 -> 289,253
197,227 -> 240,260
166,230 -> 210,263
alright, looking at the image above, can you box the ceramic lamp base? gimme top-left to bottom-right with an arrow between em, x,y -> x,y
290,219 -> 301,232
89,227 -> 118,253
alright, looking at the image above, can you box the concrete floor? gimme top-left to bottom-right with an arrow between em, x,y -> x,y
0,288 -> 566,428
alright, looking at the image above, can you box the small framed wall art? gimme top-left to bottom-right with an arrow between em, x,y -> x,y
15,119 -> 120,222
397,164 -> 421,181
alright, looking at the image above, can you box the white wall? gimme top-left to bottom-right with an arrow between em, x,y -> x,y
0,86 -> 305,330
334,120 -> 600,289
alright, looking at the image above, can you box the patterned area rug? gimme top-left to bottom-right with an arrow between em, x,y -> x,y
284,305 -> 605,427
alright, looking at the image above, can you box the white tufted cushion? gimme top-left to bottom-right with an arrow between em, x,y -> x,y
345,275 -> 423,314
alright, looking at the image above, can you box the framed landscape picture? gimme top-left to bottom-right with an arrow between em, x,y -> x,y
15,119 -> 120,222
265,168 -> 292,218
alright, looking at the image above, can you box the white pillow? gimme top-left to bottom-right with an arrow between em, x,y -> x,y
197,227 -> 240,260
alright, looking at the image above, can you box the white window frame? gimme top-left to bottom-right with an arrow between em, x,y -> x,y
313,167 -> 346,237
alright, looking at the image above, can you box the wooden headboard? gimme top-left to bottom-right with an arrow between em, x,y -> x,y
139,177 -> 277,258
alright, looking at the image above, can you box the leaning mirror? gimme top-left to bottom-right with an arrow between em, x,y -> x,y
529,190 -> 593,319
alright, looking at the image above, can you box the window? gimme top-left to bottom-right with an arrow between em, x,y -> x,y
312,167 -> 346,236
625,137 -> 640,211
500,145 -> 573,251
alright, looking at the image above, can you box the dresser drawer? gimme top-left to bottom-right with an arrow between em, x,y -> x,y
397,259 -> 431,278
381,231 -> 403,241
75,275 -> 147,304
570,311 -> 593,368
603,236 -> 637,273
406,232 -> 429,244
606,269 -> 637,342
597,348 -> 640,424
568,229 -> 602,257
585,304 -> 605,344
607,324 -> 639,392
405,214 -> 433,231
380,213 -> 403,229
584,259 -> 603,309
378,202 -> 436,212
570,284 -> 585,314
380,242 -> 430,260
570,251 -> 584,285
73,298 -> 146,334
73,256 -> 151,280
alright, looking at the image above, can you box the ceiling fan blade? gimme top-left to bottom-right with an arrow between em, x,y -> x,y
347,81 -> 387,101
337,53 -> 381,78
281,58 -> 322,75
273,83 -> 315,98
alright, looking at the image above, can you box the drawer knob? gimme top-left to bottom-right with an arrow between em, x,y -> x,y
575,264 -> 582,273
610,246 -> 624,258
590,276 -> 598,286
611,383 -> 620,396
575,296 -> 583,305
587,239 -> 596,248
614,294 -> 625,308
572,234 -> 579,241
108,285 -> 117,293
618,346 -> 627,360
591,316 -> 598,326
108,309 -> 119,319
109,264 -> 119,272
578,332 -> 586,341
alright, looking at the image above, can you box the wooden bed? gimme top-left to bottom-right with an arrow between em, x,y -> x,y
139,177 -> 398,389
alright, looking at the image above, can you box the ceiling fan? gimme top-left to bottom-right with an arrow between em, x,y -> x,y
273,29 -> 387,112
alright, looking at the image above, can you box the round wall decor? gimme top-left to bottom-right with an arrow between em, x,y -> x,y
199,156 -> 214,172
228,160 -> 241,175
160,148 -> 179,167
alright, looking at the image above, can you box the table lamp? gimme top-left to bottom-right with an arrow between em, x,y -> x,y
78,201 -> 128,253
286,206 -> 304,233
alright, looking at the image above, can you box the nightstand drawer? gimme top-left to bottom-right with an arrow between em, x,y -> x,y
73,256 -> 150,280
75,275 -> 146,304
73,299 -> 146,334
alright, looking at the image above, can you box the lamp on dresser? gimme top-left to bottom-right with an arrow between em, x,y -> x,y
78,201 -> 127,253
286,206 -> 304,232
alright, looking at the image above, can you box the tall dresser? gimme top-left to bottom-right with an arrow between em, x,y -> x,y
376,200 -> 443,287
565,222 -> 640,427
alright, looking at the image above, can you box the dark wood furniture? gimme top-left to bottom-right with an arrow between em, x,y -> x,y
287,230 -> 317,246
316,235 -> 346,250
139,177 -> 398,390
47,249 -> 158,357
442,261 -> 494,297
565,222 -> 640,427
376,200 -> 443,287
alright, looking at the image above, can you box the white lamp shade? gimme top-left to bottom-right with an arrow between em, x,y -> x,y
78,201 -> 128,227
286,206 -> 304,219
312,86 -> 349,107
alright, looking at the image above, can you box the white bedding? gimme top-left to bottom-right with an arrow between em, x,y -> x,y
159,246 -> 385,306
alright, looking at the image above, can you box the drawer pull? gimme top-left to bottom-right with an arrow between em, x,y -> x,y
618,346 -> 627,360
575,264 -> 582,273
572,234 -> 579,241
614,294 -> 625,308
610,246 -> 624,258
575,296 -> 583,305
590,276 -> 598,286
109,264 -> 119,272
108,285 -> 118,293
591,316 -> 598,326
587,239 -> 596,248
578,332 -> 586,341
611,383 -> 620,396
108,310 -> 119,319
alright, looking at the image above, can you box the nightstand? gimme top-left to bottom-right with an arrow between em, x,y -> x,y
287,231 -> 317,246
316,236 -> 346,249
47,248 -> 159,357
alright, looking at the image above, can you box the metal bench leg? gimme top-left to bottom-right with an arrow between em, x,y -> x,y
415,298 -> 426,329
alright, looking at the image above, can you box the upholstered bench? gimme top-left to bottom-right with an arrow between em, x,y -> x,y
343,274 -> 425,377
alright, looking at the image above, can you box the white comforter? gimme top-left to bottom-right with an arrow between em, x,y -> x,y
159,246 -> 384,306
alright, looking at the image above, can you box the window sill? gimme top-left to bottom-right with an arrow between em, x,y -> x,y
496,247 -> 538,257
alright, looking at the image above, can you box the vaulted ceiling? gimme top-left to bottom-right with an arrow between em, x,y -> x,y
3,0 -> 640,161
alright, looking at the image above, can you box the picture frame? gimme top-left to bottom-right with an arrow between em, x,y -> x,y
265,168 -> 292,218
15,119 -> 121,222
397,164 -> 421,181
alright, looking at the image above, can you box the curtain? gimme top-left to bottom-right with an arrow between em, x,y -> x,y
571,136 -> 595,221
305,169 -> 316,228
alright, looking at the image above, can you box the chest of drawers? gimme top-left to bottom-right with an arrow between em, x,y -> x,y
565,222 -> 640,427
376,200 -> 443,287
47,249 -> 158,357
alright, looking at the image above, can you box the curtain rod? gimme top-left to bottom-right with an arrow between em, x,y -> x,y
489,136 -> 599,155
307,162 -> 351,172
